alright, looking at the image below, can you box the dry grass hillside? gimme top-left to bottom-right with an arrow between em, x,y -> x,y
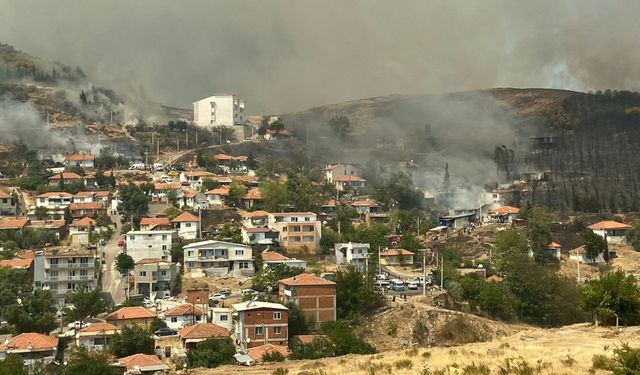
192,324 -> 640,375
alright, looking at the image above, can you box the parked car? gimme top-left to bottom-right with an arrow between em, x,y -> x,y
241,288 -> 257,296
219,288 -> 232,296
68,321 -> 91,330
408,281 -> 419,290
210,293 -> 226,301
154,327 -> 178,337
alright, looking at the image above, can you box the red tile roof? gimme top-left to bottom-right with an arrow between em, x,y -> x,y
350,200 -> 379,207
270,212 -> 316,217
71,217 -> 96,227
0,191 -> 11,199
74,191 -> 95,197
135,258 -> 164,265
0,218 -> 29,230
36,192 -> 74,198
549,241 -> 562,249
380,249 -> 415,257
335,175 -> 366,182
261,250 -> 290,262
140,217 -> 171,227
65,152 -> 94,161
69,202 -> 103,210
244,210 -> 269,218
172,211 -> 200,223
165,304 -> 206,317
184,171 -> 215,177
107,306 -> 156,320
78,322 -> 119,334
244,226 -> 276,234
242,188 -> 262,200
29,220 -> 65,229
0,257 -> 33,269
178,323 -> 229,339
588,221 -> 632,230
214,153 -> 234,161
48,172 -> 82,180
154,182 -> 181,190
247,344 -> 289,362
117,354 -> 167,371
183,190 -> 197,198
205,187 -> 229,196
489,206 -> 520,215
2,333 -> 58,351
279,273 -> 335,286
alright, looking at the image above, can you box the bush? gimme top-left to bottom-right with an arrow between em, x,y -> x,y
262,351 -> 286,362
186,338 -> 235,368
462,363 -> 491,375
435,315 -> 482,346
395,359 -> 413,369
591,353 -> 615,371
611,343 -> 640,374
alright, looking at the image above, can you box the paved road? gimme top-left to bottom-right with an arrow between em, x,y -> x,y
102,212 -> 126,305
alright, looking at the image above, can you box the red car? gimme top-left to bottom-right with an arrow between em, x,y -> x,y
118,239 -> 125,247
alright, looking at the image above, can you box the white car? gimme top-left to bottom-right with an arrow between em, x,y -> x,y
241,288 -> 257,295
68,321 -> 91,330
408,281 -> 419,290
210,293 -> 226,301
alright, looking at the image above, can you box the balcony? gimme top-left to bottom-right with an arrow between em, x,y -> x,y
47,262 -> 94,269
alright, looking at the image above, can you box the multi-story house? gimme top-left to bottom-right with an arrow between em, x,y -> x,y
261,250 -> 307,269
334,175 -> 366,192
153,182 -> 182,200
183,240 -> 254,277
133,258 -> 178,298
205,187 -> 229,207
241,226 -> 279,245
334,242 -> 370,272
0,191 -> 17,216
33,247 -> 99,305
125,230 -> 177,262
139,217 -> 172,231
323,163 -> 361,183
64,151 -> 95,169
179,171 -> 216,190
209,307 -> 233,332
68,217 -> 96,245
233,301 -> 289,349
193,94 -> 246,128
48,172 -> 83,187
171,211 -> 200,240
164,304 -> 207,330
267,212 -> 322,254
278,273 -> 336,326
68,201 -> 105,218
35,192 -> 73,211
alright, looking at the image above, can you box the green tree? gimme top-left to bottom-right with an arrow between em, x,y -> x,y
582,229 -> 609,263
492,229 -> 528,276
397,234 -> 421,253
4,289 -> 56,334
527,207 -> 553,264
109,324 -> 154,357
252,264 -> 304,292
117,183 -> 149,226
477,281 -> 518,321
610,343 -> 640,375
289,336 -> 332,360
62,345 -> 115,375
285,172 -> 324,212
166,189 -> 179,208
115,253 -> 135,275
227,181 -> 247,207
379,172 -> 421,210
626,223 -> 640,251
149,317 -> 167,333
335,266 -> 384,320
268,119 -> 285,132
186,338 -> 235,368
320,321 -> 375,356
34,206 -> 48,220
328,115 -> 351,139
63,206 -> 73,225
285,302 -> 309,339
260,182 -> 288,212
0,354 -> 27,375
64,288 -> 107,325
201,178 -> 219,192
581,270 -> 640,326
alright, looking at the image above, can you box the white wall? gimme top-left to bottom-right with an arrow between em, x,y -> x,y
193,95 -> 245,127
126,231 -> 176,262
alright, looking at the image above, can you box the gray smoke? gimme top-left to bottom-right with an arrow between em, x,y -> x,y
0,99 -> 67,149
0,1 -> 638,114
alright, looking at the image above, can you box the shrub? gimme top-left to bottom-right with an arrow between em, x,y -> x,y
611,343 -> 640,374
435,315 -> 482,345
560,354 -> 576,367
272,368 -> 288,375
591,353 -> 615,371
395,359 -> 413,369
262,351 -> 286,362
462,363 -> 491,375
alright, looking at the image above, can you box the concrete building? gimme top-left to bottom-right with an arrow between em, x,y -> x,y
0,191 -> 17,216
171,211 -> 200,240
209,307 -> 233,332
487,205 -> 520,223
261,250 -> 307,269
125,230 -> 177,262
278,274 -> 336,326
241,226 -> 279,245
35,192 -> 74,210
588,221 -> 632,243
106,306 -> 157,329
334,242 -> 370,272
183,240 -> 254,277
33,247 -> 99,305
267,212 -> 322,255
0,333 -> 58,366
64,151 -> 95,169
335,175 -> 366,192
178,323 -> 229,350
233,301 -> 289,349
133,258 -> 178,299
379,249 -> 415,266
68,217 -> 97,245
193,94 -> 246,128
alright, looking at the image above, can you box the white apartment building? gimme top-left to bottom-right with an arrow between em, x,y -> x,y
193,94 -> 246,127
163,304 -> 208,330
35,192 -> 74,210
323,163 -> 362,183
267,212 -> 322,254
171,211 -> 200,240
133,258 -> 179,298
33,247 -> 99,305
334,242 -> 370,272
125,230 -> 178,262
183,240 -> 254,277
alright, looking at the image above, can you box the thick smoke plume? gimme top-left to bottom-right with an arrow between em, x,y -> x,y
0,1 -> 638,113
0,99 -> 66,149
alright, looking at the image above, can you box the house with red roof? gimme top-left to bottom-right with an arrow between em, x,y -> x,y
323,163 -> 362,183
549,241 -> 562,260
172,211 -> 200,240
242,188 -> 263,210
0,191 -> 17,216
267,212 -> 322,254
0,332 -> 58,365
242,343 -> 289,364
260,249 -> 306,269
233,301 -> 289,349
64,151 -> 95,169
69,217 -> 97,245
178,323 -> 229,350
133,258 -> 178,299
205,186 -> 229,207
0,250 -> 34,271
140,217 -> 172,231
35,192 -> 74,210
116,353 -> 169,374
75,322 -> 120,351
588,220 -> 632,243
0,217 -> 29,232
107,306 -> 156,329
241,226 -> 279,245
334,174 -> 366,192
488,205 -> 520,223
48,172 -> 83,187
278,274 -> 336,326
68,201 -> 105,218
380,249 -> 415,266
164,303 -> 207,330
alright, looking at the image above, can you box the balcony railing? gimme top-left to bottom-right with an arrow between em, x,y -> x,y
46,262 -> 94,269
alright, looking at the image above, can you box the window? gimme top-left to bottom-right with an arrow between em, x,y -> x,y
171,317 -> 178,323
185,223 -> 191,227
291,217 -> 298,222
1,199 -> 6,203
196,315 -> 202,321
188,251 -> 194,257
152,272 -> 157,278
129,235 -> 135,241
273,312 -> 281,320
49,270 -> 58,277
140,271 -> 147,277
255,326 -> 263,336
303,236 -> 314,243
235,250 -> 244,256
305,217 -> 310,221
161,270 -> 167,276
162,235 -> 167,240
80,270 -> 88,276
238,262 -> 249,269
274,326 -> 282,335
141,320 -> 147,325
162,245 -> 167,251
282,227 -> 287,232
220,315 -> 228,321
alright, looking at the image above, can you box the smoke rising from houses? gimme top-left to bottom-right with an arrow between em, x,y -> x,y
0,99 -> 67,149
0,1 -> 638,113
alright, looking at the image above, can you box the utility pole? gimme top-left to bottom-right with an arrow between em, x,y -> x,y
195,130 -> 198,145
186,130 -> 189,148
198,208 -> 202,239
440,256 -> 444,289
422,249 -> 428,296
177,138 -> 180,154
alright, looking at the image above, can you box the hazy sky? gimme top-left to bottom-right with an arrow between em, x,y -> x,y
1,0 -> 638,113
